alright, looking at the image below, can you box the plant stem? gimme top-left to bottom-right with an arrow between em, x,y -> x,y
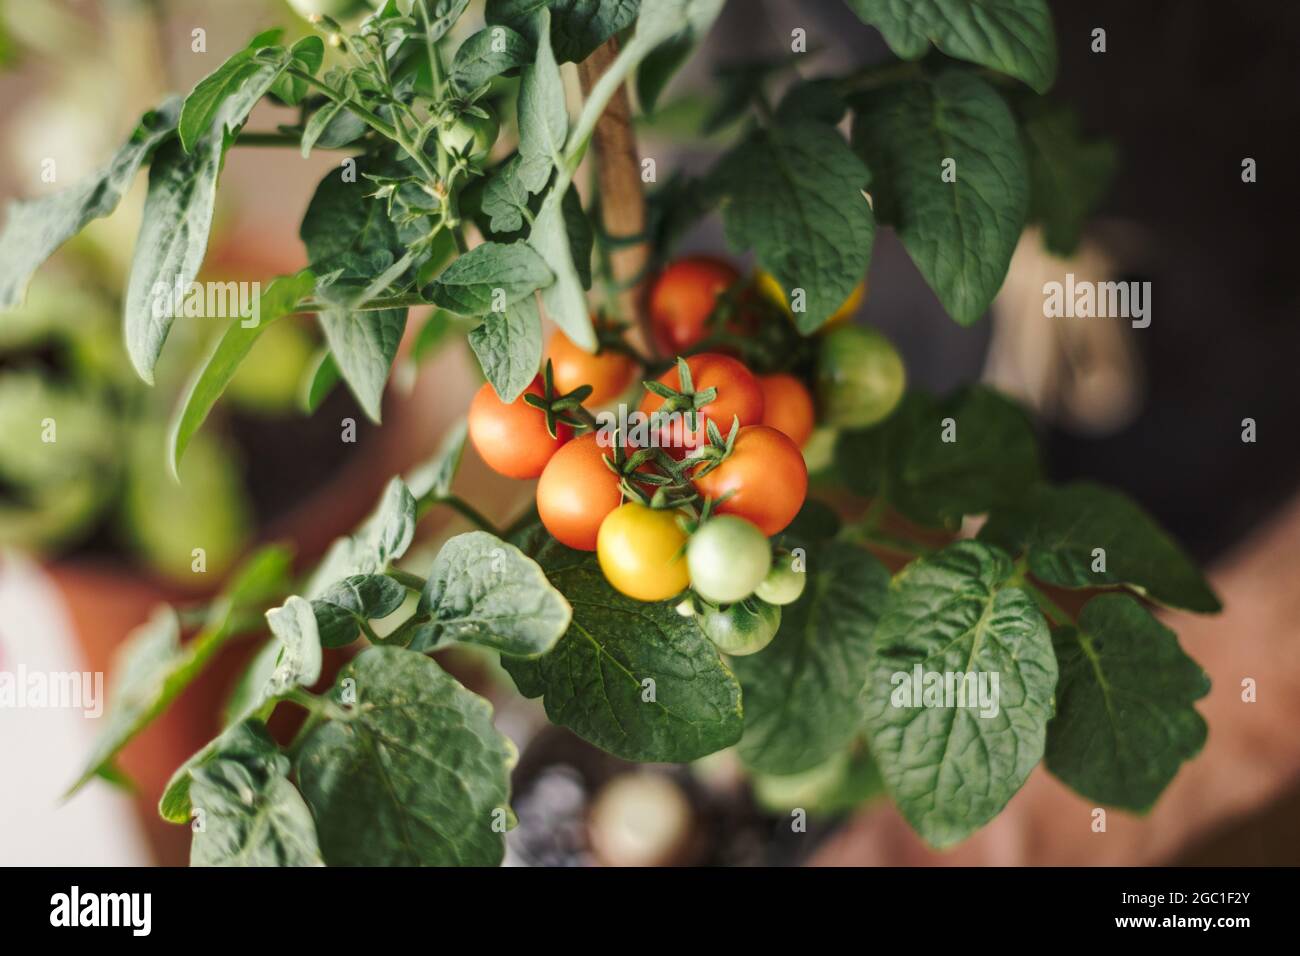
295,293 -> 430,314
832,59 -> 923,95
283,65 -> 398,139
235,131 -> 308,148
417,2 -> 447,94
424,495 -> 501,535
385,568 -> 427,591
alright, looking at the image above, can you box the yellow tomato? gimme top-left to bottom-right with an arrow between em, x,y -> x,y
596,503 -> 690,602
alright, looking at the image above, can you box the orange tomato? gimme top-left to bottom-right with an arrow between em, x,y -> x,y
758,373 -> 815,448
637,353 -> 764,455
537,432 -> 625,550
649,256 -> 740,356
544,326 -> 637,406
693,425 -> 808,536
467,375 -> 571,479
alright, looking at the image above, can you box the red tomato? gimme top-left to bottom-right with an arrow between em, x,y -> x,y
758,373 -> 816,448
544,326 -> 637,406
648,256 -> 740,356
637,353 -> 764,455
537,432 -> 626,550
467,375 -> 571,479
693,425 -> 807,536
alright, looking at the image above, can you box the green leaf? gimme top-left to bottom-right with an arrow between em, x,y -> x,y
78,542 -> 292,800
1046,594 -> 1209,812
451,24 -> 530,92
317,306 -> 408,423
716,120 -> 874,333
562,187 -> 593,290
979,482 -> 1221,613
862,540 -> 1057,847
502,540 -> 743,762
423,0 -> 473,42
296,646 -> 516,866
73,606 -> 185,796
300,158 -> 408,287
300,347 -> 341,413
850,69 -> 1028,326
0,98 -> 180,310
189,720 -> 323,867
306,477 -> 418,597
1020,102 -> 1118,257
311,574 -> 409,649
168,271 -> 315,477
844,0 -> 1057,93
270,35 -> 326,107
406,418 -> 468,502
123,127 -> 226,383
222,639 -> 282,727
636,32 -> 694,113
630,0 -> 723,51
160,577 -> 326,825
517,8 -> 568,175
779,498 -> 843,546
835,386 -> 1041,530
425,240 -> 553,315
265,595 -> 324,692
481,153 -> 553,232
529,191 -> 596,349
468,298 -> 544,402
301,99 -> 346,158
751,739 -> 884,816
411,530 -> 571,656
733,541 -> 890,774
487,0 -> 642,63
178,36 -> 292,152
776,78 -> 848,126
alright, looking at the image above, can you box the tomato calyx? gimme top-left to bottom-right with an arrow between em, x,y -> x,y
640,356 -> 719,436
522,360 -> 598,438
685,415 -> 740,481
606,435 -> 701,511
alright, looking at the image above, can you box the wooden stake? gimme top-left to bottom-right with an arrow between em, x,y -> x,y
577,37 -> 653,352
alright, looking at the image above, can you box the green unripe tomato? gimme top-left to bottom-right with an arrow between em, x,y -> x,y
441,105 -> 500,163
698,599 -> 781,657
287,0 -> 370,19
816,325 -> 905,428
755,551 -> 806,606
687,515 -> 771,604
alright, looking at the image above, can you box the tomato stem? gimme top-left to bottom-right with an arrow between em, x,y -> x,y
385,568 -> 427,592
426,495 -> 501,536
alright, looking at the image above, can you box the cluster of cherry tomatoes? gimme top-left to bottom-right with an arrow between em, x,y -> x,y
465,254 -> 902,656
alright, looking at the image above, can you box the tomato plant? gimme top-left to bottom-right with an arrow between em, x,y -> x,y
0,0 -> 1222,866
